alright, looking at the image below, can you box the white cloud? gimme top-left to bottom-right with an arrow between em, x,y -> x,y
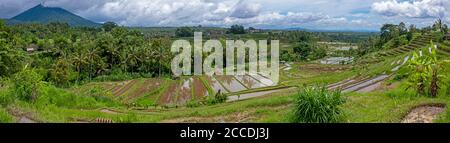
0,0 -> 377,30
372,0 -> 449,18
71,0 -> 367,29
230,0 -> 261,18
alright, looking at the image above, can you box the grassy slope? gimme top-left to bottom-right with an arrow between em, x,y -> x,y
343,82 -> 450,122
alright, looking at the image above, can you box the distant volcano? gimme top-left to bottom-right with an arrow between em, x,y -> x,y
7,4 -> 99,27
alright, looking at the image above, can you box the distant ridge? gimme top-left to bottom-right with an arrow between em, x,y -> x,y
285,27 -> 378,33
7,4 -> 99,27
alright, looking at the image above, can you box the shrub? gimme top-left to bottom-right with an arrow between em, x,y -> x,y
186,100 -> 201,108
292,86 -> 345,123
12,68 -> 44,102
406,42 -> 448,97
206,92 -> 228,105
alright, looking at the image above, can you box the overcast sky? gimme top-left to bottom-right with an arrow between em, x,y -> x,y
0,0 -> 449,31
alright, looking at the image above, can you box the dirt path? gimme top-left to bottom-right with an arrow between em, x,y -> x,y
7,107 -> 39,123
401,104 -> 446,123
17,116 -> 38,123
356,81 -> 383,93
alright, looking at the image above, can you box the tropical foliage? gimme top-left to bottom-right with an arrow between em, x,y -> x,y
407,41 -> 448,97
292,86 -> 344,123
0,20 -> 174,87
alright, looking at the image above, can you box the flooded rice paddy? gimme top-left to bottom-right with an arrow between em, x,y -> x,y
86,74 -> 281,106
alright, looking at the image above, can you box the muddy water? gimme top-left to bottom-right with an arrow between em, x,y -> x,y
227,88 -> 293,102
193,77 -> 209,98
235,75 -> 266,89
342,75 -> 390,93
158,82 -> 180,105
215,75 -> 247,92
204,76 -> 228,94
127,79 -> 164,100
392,56 -> 410,72
320,57 -> 353,65
357,81 -> 382,93
176,78 -> 193,104
251,74 -> 276,86
327,79 -> 356,90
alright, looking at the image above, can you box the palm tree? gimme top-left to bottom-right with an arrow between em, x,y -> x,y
124,46 -> 142,73
151,38 -> 171,77
71,50 -> 88,84
85,42 -> 101,81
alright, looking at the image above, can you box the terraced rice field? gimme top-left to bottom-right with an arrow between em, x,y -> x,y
77,74 -> 285,106
376,33 -> 433,57
176,78 -> 194,105
77,44 -> 429,107
203,76 -> 229,94
235,75 -> 267,89
158,81 -> 180,105
215,75 -> 248,92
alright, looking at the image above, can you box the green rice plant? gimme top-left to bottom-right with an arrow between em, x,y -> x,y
291,86 -> 345,123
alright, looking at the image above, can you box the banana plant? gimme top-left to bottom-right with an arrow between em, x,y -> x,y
407,41 -> 448,97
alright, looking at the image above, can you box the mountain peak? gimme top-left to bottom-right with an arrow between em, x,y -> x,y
8,4 -> 99,27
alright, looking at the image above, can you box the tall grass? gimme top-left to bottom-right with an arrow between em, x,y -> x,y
0,108 -> 13,123
292,86 -> 344,123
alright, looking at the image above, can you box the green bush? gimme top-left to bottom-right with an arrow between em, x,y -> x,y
12,68 -> 44,102
0,108 -> 13,123
186,100 -> 201,108
206,92 -> 228,105
292,86 -> 345,123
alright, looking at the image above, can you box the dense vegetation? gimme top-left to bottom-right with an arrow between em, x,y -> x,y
0,20 -> 174,87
